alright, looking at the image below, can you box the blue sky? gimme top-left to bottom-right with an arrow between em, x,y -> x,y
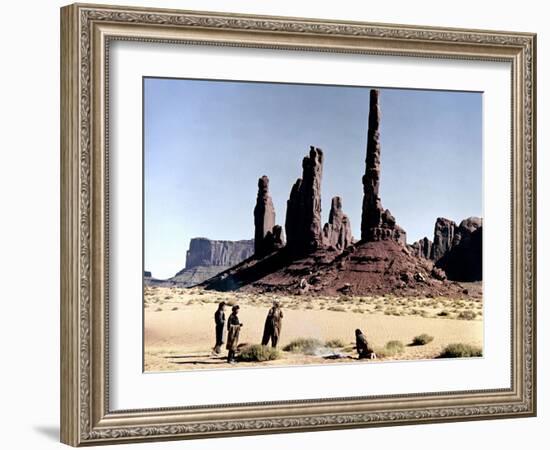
144,78 -> 482,279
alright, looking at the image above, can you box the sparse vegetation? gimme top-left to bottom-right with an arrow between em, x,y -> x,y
325,338 -> 346,348
376,340 -> 405,357
439,343 -> 482,358
411,333 -> 434,346
457,310 -> 477,320
283,338 -> 323,355
327,306 -> 346,312
437,310 -> 450,317
237,345 -> 281,362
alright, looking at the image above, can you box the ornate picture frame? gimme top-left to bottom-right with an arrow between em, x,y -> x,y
60,3 -> 536,446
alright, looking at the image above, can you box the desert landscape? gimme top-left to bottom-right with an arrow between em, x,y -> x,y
144,88 -> 483,371
144,285 -> 483,371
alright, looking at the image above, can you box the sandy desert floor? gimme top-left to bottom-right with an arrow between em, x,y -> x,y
144,285 -> 483,372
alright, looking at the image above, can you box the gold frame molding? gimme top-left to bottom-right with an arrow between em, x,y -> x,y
60,3 -> 537,446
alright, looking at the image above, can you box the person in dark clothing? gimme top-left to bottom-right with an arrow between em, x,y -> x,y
355,328 -> 376,359
261,300 -> 284,348
213,301 -> 226,354
226,305 -> 243,363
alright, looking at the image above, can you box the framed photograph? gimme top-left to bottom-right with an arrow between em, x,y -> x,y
60,3 -> 536,446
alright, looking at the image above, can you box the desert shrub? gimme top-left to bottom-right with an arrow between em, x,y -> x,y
411,333 -> 434,346
377,340 -> 405,357
328,306 -> 346,312
283,338 -> 323,355
325,338 -> 346,348
439,343 -> 482,358
171,306 -> 178,311
155,307 -> 162,312
457,310 -> 477,320
237,345 -> 281,362
437,310 -> 450,317
352,308 -> 364,314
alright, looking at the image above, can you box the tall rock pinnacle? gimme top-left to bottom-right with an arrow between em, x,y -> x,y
253,176 -> 276,255
360,89 -> 406,245
285,146 -> 324,254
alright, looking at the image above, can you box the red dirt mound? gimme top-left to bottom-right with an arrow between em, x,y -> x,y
201,240 -> 478,298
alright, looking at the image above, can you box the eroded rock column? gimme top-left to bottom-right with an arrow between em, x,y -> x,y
322,196 -> 353,251
253,176 -> 276,255
285,146 -> 324,253
360,89 -> 406,245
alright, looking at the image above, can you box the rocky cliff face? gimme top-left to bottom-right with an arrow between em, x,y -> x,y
184,238 -> 254,270
435,217 -> 482,281
432,217 -> 457,261
409,237 -> 433,259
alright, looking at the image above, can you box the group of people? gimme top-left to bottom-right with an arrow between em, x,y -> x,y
212,300 -> 376,363
213,300 -> 283,363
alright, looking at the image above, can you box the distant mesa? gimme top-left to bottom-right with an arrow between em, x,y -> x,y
200,89 -> 482,296
145,238 -> 254,288
184,238 -> 254,270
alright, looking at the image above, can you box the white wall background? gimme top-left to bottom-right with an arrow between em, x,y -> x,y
0,0 -> 546,449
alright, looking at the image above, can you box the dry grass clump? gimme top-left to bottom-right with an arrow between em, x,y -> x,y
237,345 -> 281,362
457,310 -> 477,320
411,333 -> 434,346
376,340 -> 405,357
283,338 -> 323,355
439,343 -> 482,358
325,338 -> 346,348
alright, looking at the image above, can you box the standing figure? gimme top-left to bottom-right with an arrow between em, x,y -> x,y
261,300 -> 284,348
226,305 -> 243,363
355,328 -> 377,359
213,301 -> 226,354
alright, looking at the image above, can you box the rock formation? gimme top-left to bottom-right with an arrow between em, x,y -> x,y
322,196 -> 353,252
262,224 -> 285,253
147,238 -> 256,288
185,238 -> 254,270
360,89 -> 406,245
435,217 -> 482,281
285,146 -> 324,254
432,217 -> 457,261
253,176 -> 276,255
197,89 -> 482,294
409,237 -> 433,259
